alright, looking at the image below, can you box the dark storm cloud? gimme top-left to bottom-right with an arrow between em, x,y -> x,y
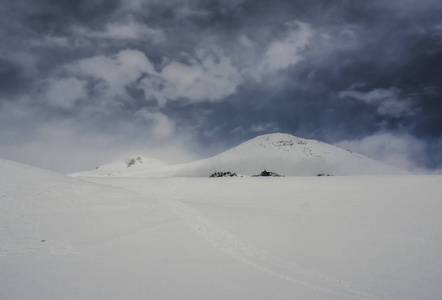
1,0 -> 442,172
0,59 -> 28,96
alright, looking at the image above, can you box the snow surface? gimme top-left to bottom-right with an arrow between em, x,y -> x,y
71,133 -> 409,178
2,157 -> 442,299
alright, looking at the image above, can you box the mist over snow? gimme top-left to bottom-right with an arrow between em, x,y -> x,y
1,0 -> 442,172
336,133 -> 431,173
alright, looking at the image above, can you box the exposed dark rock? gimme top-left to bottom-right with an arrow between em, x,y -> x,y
252,170 -> 284,177
126,159 -> 136,167
126,156 -> 143,168
317,173 -> 332,176
210,171 -> 238,178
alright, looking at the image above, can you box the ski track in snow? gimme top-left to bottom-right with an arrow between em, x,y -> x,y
134,178 -> 377,300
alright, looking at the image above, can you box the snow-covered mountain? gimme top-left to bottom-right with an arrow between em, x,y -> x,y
173,133 -> 408,176
72,133 -> 408,177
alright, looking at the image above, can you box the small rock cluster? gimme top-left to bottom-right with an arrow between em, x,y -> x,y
252,170 -> 284,177
210,170 -> 285,177
126,156 -> 143,168
209,171 -> 238,178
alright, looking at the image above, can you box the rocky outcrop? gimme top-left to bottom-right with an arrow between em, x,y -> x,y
252,170 -> 284,177
125,156 -> 143,168
209,171 -> 238,178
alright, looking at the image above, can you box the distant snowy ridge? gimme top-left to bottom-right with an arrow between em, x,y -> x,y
71,133 -> 410,177
70,155 -> 171,177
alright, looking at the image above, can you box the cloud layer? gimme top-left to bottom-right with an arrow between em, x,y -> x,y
1,0 -> 442,172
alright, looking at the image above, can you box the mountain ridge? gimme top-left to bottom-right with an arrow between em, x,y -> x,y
70,133 -> 410,177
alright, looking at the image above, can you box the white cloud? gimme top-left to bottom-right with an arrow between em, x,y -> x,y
70,49 -> 155,97
336,133 -> 427,172
44,77 -> 87,109
63,48 -> 241,106
154,50 -> 241,103
0,121 -> 120,173
0,105 -> 195,173
338,87 -> 415,117
262,21 -> 314,72
135,109 -> 175,139
238,20 -> 315,84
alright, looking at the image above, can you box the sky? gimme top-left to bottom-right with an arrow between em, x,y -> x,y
1,0 -> 442,173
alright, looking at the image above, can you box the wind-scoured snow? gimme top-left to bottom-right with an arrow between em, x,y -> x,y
71,133 -> 409,178
1,157 -> 441,299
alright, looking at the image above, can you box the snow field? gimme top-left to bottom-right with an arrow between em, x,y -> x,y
2,158 -> 442,299
85,175 -> 442,299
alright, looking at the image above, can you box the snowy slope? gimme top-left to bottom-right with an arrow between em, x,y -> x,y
2,158 -> 442,299
0,158 -> 168,298
173,133 -> 408,176
69,155 -> 171,177
72,133 -> 408,177
83,175 -> 442,300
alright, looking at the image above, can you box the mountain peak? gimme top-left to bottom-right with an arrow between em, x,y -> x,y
246,133 -> 309,148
